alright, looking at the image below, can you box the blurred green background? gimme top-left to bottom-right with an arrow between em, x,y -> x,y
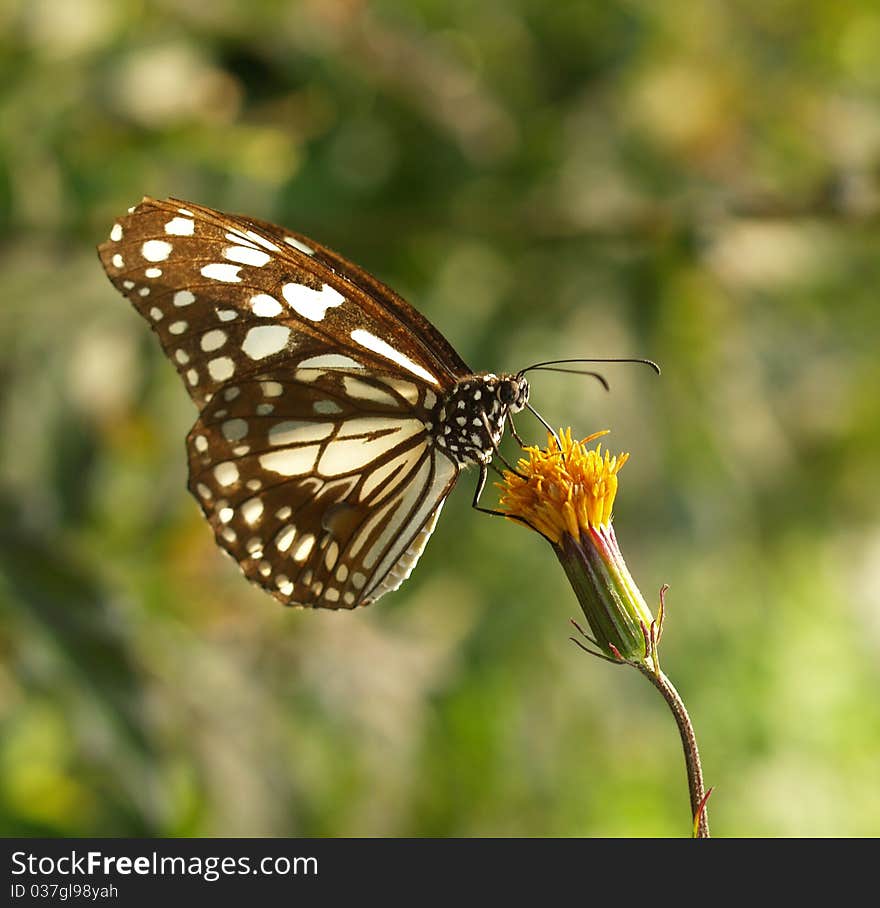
1,0 -> 879,837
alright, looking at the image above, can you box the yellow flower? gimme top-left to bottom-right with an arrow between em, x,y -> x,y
498,428 -> 627,543
498,429 -> 655,662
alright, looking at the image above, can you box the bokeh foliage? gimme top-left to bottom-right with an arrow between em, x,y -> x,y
1,0 -> 879,836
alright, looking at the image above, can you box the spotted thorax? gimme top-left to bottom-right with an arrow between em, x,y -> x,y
433,373 -> 529,464
99,198 -> 531,610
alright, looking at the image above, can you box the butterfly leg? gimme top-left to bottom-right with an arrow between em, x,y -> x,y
506,412 -> 528,449
470,462 -> 516,521
494,449 -> 524,476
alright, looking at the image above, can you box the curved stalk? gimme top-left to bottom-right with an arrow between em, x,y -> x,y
636,664 -> 710,838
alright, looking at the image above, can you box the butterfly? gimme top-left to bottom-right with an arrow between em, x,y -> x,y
97,197 -> 535,609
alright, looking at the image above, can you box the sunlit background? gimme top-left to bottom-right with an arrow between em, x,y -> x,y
2,0 -> 879,837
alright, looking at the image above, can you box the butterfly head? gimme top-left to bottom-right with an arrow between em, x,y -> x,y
497,374 -> 530,414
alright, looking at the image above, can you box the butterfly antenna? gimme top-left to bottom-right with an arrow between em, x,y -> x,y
526,366 -> 610,390
518,357 -> 659,459
521,356 -> 661,376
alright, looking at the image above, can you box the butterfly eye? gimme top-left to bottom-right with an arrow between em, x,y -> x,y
497,380 -> 517,405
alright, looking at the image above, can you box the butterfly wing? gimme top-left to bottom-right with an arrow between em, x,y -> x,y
97,197 -> 470,408
98,197 -> 465,608
187,366 -> 457,608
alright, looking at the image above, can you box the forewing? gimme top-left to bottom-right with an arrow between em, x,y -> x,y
186,366 -> 459,608
97,197 -> 468,409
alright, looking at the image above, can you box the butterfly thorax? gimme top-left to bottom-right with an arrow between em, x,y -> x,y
432,373 -> 529,466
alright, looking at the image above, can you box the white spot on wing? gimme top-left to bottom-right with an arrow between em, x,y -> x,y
350,329 -> 438,385
221,418 -> 248,441
298,354 -> 363,370
259,446 -> 320,476
112,253 -> 124,268
244,230 -> 280,251
165,217 -> 194,236
274,525 -> 296,551
341,376 -> 399,408
142,240 -> 172,262
201,263 -> 242,283
174,290 -> 195,307
110,223 -> 123,241
242,325 -> 290,360
241,498 -> 264,525
225,231 -> 258,248
250,294 -> 282,318
201,329 -> 227,352
214,462 -> 239,486
268,421 -> 333,446
282,282 -> 345,321
208,357 -> 235,380
385,379 -> 420,405
284,236 -> 315,255
145,267 -> 162,278
293,369 -> 324,383
293,534 -> 315,562
223,245 -> 271,267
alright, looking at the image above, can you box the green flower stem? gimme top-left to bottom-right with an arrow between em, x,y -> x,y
635,663 -> 710,838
